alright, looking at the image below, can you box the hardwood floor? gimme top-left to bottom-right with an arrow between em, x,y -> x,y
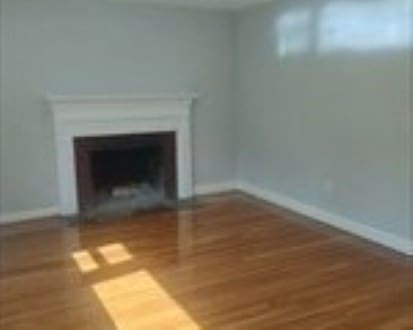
0,193 -> 412,329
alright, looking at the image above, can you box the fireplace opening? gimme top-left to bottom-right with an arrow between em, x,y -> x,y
74,132 -> 177,217
91,146 -> 162,198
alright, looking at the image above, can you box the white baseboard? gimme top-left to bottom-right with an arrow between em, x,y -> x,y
237,181 -> 413,256
0,207 -> 58,225
1,182 -> 412,256
195,181 -> 238,196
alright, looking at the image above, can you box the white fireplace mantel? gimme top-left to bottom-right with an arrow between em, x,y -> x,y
49,94 -> 197,216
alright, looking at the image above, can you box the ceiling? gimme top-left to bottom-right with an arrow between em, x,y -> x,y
111,0 -> 275,10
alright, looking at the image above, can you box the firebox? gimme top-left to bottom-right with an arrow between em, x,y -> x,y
74,132 -> 177,214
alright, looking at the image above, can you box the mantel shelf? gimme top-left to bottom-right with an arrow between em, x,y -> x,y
47,93 -> 199,106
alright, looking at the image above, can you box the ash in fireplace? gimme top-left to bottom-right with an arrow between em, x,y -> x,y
84,182 -> 168,219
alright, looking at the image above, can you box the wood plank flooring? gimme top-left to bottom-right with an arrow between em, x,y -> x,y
0,193 -> 412,329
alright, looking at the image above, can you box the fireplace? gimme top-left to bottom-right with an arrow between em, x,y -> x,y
49,95 -> 196,216
75,132 -> 177,214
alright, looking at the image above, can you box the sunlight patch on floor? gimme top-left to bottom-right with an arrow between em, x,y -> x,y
92,270 -> 201,329
72,250 -> 99,273
98,243 -> 134,265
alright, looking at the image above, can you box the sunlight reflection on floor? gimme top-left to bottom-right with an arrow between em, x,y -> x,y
98,243 -> 134,265
72,250 -> 99,273
91,270 -> 201,330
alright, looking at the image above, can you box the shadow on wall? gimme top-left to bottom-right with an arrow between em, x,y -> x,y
274,0 -> 412,57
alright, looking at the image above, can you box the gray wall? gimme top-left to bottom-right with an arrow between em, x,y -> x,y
0,0 -> 4,215
0,0 -> 237,214
1,0 -> 412,244
236,0 -> 412,239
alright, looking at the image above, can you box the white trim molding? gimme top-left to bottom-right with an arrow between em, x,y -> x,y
408,244 -> 413,256
237,181 -> 413,256
0,208 -> 58,225
49,94 -> 197,216
47,94 -> 199,105
195,181 -> 238,195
